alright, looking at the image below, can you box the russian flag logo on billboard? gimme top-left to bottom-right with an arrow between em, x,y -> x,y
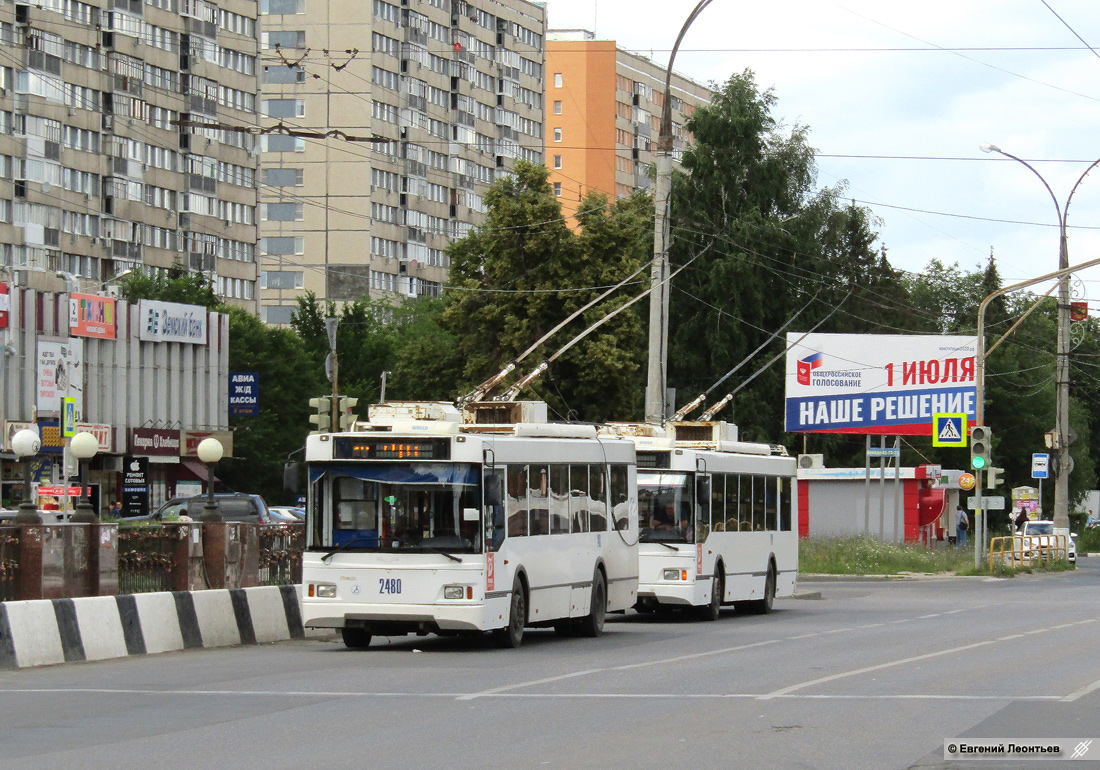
797,352 -> 824,386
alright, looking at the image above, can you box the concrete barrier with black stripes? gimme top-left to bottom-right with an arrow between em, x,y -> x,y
0,585 -> 310,669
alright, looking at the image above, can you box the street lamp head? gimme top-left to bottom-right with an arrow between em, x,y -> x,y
197,437 -> 224,464
70,431 -> 99,460
11,428 -> 40,458
980,143 -> 1001,154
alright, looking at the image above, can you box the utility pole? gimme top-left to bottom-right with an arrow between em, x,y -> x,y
644,0 -> 714,426
326,317 -> 339,429
979,144 -> 1100,532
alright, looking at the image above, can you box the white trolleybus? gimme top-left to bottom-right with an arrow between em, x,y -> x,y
612,421 -> 797,619
301,401 -> 639,648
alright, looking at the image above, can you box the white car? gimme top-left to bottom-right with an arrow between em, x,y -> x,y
1014,520 -> 1076,565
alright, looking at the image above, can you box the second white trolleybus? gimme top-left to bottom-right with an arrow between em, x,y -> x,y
301,401 -> 639,648
614,420 -> 797,619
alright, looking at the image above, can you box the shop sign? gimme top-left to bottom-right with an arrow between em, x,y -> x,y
69,293 -> 116,339
131,427 -> 181,456
75,423 -> 113,453
181,430 -> 234,458
138,299 -> 207,344
0,282 -> 9,329
229,371 -> 259,416
36,338 -> 83,418
122,456 -> 149,518
4,421 -> 36,451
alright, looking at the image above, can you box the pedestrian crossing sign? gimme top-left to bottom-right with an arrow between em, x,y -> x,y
932,413 -> 967,447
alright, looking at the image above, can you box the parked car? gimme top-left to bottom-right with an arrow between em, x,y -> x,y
268,506 -> 305,522
1013,520 -> 1076,564
120,493 -> 274,524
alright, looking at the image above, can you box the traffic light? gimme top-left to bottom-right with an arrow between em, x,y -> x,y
987,466 -> 1004,489
308,397 -> 332,433
337,396 -> 359,431
970,426 -> 992,471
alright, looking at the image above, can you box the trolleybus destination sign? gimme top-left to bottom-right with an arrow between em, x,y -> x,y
784,333 -> 978,436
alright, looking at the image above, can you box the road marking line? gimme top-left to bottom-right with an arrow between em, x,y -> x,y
758,617 -> 1100,701
757,638 -> 999,700
1063,677 -> 1100,703
0,688 -> 1065,701
456,669 -> 604,701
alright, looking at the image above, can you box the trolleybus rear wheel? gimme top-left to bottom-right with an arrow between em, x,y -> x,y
577,569 -> 606,638
341,627 -> 372,649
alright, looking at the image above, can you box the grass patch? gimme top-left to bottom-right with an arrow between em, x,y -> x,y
799,536 -> 1074,577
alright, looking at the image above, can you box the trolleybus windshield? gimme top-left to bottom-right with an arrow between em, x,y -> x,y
638,471 -> 695,544
311,463 -> 482,554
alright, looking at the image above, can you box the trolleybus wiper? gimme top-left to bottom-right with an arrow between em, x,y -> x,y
420,546 -> 462,562
320,537 -> 374,563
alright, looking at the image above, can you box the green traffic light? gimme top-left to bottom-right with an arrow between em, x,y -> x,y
972,456 -> 987,470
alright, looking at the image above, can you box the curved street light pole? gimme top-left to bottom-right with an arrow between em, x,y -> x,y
980,144 -> 1100,532
645,0 -> 714,425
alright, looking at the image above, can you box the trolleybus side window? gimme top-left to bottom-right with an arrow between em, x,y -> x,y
764,476 -> 779,531
610,464 -> 629,531
506,464 -> 529,537
570,464 -> 590,533
485,468 -> 505,551
730,474 -> 745,532
751,475 -> 765,531
549,465 -> 570,534
779,477 -> 792,532
696,475 -> 711,541
711,474 -> 725,531
590,465 -> 608,532
529,464 -> 550,535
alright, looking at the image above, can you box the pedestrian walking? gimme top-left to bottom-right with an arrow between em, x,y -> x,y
1014,508 -> 1029,532
956,504 -> 969,548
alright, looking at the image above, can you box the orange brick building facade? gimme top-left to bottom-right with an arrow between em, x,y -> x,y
545,31 -> 713,223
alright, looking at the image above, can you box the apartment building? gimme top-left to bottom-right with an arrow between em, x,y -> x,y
0,0 -> 260,308
257,0 -> 546,323
545,30 -> 711,222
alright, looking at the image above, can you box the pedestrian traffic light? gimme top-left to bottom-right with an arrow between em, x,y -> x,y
308,396 -> 332,433
970,426 -> 992,471
987,466 -> 1004,489
337,396 -> 359,431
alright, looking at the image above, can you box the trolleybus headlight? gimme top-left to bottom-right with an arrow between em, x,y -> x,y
314,583 -> 337,598
444,585 -> 465,599
663,569 -> 687,581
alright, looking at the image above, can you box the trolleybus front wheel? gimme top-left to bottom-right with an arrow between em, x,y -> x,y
341,627 -> 372,649
699,569 -> 723,622
496,577 -> 527,648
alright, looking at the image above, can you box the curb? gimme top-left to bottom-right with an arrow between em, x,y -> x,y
0,585 -> 314,670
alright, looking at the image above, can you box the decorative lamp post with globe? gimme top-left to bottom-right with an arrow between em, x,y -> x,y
12,429 -> 42,524
69,431 -> 99,523
197,437 -> 224,522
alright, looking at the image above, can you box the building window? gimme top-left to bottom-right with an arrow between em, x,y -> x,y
263,30 -> 306,49
264,168 -> 303,186
263,305 -> 296,324
553,155 -> 562,169
261,270 -> 304,289
553,73 -> 562,88
553,100 -> 562,115
263,99 -> 305,118
553,182 -> 561,197
261,0 -> 304,14
263,65 -> 306,84
264,202 -> 303,221
263,134 -> 305,152
262,236 -> 304,254
553,128 -> 561,143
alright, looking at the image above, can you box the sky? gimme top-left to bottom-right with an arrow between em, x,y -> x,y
544,0 -> 1100,297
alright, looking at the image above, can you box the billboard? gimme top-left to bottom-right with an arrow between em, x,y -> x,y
36,338 -> 83,418
69,293 -> 116,339
138,299 -> 207,344
785,333 -> 978,435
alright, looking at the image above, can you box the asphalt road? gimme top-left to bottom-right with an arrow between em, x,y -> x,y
2,562 -> 1100,770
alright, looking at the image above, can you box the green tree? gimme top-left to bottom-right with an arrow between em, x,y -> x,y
666,71 -> 886,444
441,162 -> 648,421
